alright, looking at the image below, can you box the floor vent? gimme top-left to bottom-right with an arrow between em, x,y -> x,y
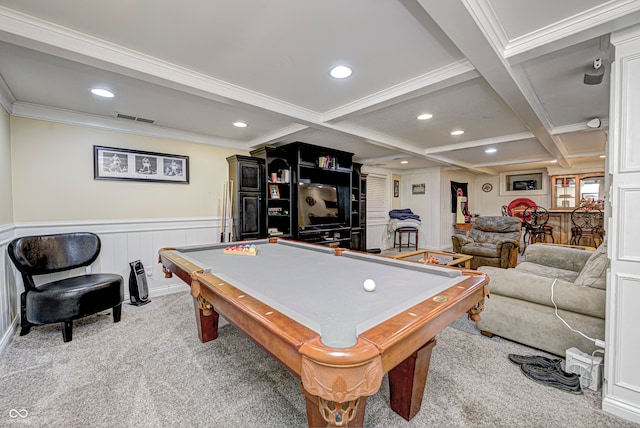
115,112 -> 157,125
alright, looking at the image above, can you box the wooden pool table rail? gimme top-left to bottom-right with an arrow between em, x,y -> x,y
159,242 -> 488,427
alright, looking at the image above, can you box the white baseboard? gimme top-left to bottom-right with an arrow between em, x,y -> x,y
0,317 -> 18,356
603,395 -> 640,424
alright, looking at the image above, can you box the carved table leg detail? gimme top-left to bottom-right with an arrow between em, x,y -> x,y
467,299 -> 485,322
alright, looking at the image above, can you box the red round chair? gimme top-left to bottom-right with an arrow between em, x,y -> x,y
507,198 -> 537,220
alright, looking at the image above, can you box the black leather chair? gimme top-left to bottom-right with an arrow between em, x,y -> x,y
8,232 -> 124,342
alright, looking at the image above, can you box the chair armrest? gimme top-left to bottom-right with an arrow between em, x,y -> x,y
496,240 -> 520,268
451,234 -> 473,252
524,244 -> 593,272
495,238 -> 520,248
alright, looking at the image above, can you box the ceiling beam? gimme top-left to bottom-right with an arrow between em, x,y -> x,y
322,60 -> 479,123
424,132 -> 534,154
415,0 -> 572,168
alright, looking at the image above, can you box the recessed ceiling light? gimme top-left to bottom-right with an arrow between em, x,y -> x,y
549,160 -> 558,163
233,121 -> 248,128
330,65 -> 352,79
600,155 -> 606,158
485,148 -> 497,154
450,130 -> 464,136
400,160 -> 409,164
91,88 -> 114,98
417,113 -> 433,121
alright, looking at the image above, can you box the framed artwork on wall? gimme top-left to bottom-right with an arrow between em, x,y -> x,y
394,180 -> 399,197
93,146 -> 189,184
412,183 -> 425,195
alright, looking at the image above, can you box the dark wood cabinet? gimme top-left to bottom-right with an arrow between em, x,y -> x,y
284,142 -> 354,247
250,147 -> 292,238
351,163 -> 367,251
227,155 -> 265,240
233,143 -> 366,249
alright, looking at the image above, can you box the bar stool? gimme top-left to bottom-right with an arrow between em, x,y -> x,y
394,227 -> 418,251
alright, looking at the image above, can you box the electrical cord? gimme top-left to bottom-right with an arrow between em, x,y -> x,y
550,278 -> 605,348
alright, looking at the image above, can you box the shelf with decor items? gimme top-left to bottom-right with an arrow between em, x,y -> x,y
550,174 -> 604,210
351,163 -> 367,251
281,142 -> 355,247
294,142 -> 353,173
250,147 -> 292,238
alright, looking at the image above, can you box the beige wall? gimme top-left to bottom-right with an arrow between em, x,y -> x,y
10,117 -> 243,222
0,106 -> 12,225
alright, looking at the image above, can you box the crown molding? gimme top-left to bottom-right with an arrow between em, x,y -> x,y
426,152 -> 496,175
0,6 -> 321,125
12,102 -> 248,150
322,59 -> 478,123
248,124 -> 309,148
423,131 -> 534,154
504,0 -> 640,61
0,73 -> 15,115
552,119 -> 610,134
465,0 -> 640,64
461,0 -> 509,54
472,156 -> 553,168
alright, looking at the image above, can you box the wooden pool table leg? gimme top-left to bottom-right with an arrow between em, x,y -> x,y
192,296 -> 219,343
388,337 -> 437,421
300,383 -> 367,427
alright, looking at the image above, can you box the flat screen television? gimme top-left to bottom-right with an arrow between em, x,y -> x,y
513,180 -> 536,191
298,183 -> 349,229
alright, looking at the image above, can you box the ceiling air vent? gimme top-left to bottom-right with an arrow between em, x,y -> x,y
114,112 -> 157,125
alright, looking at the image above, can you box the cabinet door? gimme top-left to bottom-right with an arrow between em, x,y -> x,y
239,162 -> 261,192
552,176 -> 578,209
239,193 -> 262,238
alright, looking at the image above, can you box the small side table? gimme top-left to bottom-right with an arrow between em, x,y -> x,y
394,227 -> 418,251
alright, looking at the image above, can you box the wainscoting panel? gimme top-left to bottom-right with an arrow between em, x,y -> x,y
366,221 -> 390,251
0,217 -> 224,353
0,225 -> 18,352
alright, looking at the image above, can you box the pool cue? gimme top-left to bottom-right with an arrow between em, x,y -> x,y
220,181 -> 228,242
227,180 -> 234,242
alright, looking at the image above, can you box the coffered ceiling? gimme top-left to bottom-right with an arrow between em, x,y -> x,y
0,0 -> 637,173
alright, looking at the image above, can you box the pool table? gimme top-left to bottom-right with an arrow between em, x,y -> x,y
159,238 -> 488,427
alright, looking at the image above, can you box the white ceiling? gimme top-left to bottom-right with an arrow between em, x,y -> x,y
0,0 -> 636,173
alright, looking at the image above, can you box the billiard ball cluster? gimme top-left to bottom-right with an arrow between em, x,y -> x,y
223,244 -> 258,256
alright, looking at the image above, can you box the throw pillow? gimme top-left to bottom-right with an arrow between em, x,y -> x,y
574,244 -> 608,289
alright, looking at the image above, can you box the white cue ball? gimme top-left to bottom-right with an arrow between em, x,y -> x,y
363,279 -> 376,292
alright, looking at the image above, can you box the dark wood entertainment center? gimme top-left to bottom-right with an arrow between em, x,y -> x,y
227,142 -> 366,250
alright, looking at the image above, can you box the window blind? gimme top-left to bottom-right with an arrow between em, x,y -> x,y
366,174 -> 389,223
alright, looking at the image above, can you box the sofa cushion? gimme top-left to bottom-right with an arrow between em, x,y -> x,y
478,266 -> 606,319
523,244 -> 593,272
461,242 -> 499,258
515,262 -> 580,283
574,244 -> 608,289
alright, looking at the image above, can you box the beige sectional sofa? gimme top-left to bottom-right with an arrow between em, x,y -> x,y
476,243 -> 607,356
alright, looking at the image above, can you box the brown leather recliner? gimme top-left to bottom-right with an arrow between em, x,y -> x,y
451,216 -> 522,269
8,232 -> 124,342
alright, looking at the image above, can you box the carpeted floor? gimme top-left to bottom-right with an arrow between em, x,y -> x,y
0,291 -> 635,428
